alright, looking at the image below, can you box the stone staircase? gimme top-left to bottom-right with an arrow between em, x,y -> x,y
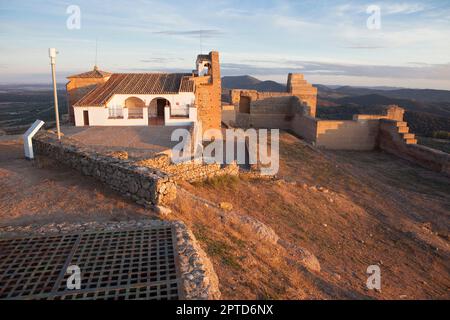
395,121 -> 417,144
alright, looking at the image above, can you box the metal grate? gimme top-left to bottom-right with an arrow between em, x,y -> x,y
0,227 -> 180,300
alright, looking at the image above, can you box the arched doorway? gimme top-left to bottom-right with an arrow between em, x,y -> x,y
125,97 -> 144,119
148,98 -> 170,125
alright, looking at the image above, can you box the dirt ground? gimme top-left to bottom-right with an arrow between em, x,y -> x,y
0,138 -> 156,228
0,133 -> 449,300
170,133 -> 449,299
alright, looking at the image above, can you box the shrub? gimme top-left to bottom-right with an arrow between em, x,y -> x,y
432,131 -> 450,140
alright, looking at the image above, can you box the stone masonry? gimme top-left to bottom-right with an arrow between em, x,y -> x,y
191,51 -> 222,136
33,132 -> 177,206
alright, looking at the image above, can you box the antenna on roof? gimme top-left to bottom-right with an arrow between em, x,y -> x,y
199,30 -> 203,54
94,37 -> 98,69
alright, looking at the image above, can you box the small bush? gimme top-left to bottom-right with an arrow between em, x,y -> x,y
432,131 -> 450,140
193,174 -> 240,189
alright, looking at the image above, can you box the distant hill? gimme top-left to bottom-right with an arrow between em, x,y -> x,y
331,86 -> 450,104
222,75 -> 286,92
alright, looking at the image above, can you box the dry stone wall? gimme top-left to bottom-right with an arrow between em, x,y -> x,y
136,154 -> 239,183
33,132 -> 176,206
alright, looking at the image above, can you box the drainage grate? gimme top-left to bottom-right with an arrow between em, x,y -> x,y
0,227 -> 181,300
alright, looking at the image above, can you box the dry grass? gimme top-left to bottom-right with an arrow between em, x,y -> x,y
171,132 -> 450,299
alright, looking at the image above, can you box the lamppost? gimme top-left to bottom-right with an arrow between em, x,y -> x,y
49,48 -> 61,140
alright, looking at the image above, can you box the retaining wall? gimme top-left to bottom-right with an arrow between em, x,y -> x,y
33,132 -> 177,206
136,155 -> 239,183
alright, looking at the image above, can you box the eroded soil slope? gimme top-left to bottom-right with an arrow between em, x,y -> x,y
0,133 -> 448,299
171,133 -> 449,299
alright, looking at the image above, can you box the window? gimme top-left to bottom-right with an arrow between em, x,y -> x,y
108,105 -> 123,118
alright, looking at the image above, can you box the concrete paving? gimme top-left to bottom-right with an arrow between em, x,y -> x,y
61,125 -> 190,159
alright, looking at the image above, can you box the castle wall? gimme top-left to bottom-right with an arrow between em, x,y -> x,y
229,74 -> 317,132
314,119 -> 380,150
379,119 -> 450,175
231,89 -> 297,129
221,104 -> 236,125
287,73 -> 318,117
291,114 -> 318,143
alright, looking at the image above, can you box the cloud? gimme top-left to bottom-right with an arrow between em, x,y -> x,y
140,57 -> 185,63
334,1 -> 428,16
344,45 -> 385,49
152,29 -> 224,38
271,15 -> 316,29
220,60 -> 450,80
383,3 -> 427,15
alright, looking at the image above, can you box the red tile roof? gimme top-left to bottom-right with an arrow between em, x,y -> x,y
74,73 -> 194,107
67,66 -> 112,79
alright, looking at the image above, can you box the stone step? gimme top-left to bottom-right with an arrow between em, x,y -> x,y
396,121 -> 408,127
398,126 -> 409,133
405,138 -> 417,145
402,133 -> 415,140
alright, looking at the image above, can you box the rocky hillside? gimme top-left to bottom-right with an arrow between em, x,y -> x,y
170,132 -> 450,299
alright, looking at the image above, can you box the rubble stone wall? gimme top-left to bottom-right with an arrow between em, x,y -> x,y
136,155 -> 239,183
32,132 -> 176,206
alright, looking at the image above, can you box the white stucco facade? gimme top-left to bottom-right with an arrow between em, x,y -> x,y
74,92 -> 196,126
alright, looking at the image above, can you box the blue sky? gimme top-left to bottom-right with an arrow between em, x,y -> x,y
1,0 -> 449,89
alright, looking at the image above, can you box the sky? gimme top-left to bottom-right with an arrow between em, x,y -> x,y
0,0 -> 449,89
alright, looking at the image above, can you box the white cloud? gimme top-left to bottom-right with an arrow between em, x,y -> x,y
383,3 -> 426,15
271,15 -> 316,29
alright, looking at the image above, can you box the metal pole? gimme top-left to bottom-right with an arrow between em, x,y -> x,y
49,48 -> 61,140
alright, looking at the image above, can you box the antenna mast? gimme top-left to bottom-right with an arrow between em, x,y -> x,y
95,38 -> 98,68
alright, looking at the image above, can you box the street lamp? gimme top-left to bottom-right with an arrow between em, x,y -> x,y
49,48 -> 61,140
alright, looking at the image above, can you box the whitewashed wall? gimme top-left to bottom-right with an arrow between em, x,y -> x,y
74,92 -> 196,126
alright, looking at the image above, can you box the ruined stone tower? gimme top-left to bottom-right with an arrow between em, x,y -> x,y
287,73 -> 318,117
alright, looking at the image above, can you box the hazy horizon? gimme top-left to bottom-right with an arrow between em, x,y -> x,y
0,73 -> 448,92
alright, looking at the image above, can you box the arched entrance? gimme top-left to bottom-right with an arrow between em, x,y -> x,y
125,97 -> 145,119
148,98 -> 170,125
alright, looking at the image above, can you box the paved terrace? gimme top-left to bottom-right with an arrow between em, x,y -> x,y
61,125 -> 190,159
